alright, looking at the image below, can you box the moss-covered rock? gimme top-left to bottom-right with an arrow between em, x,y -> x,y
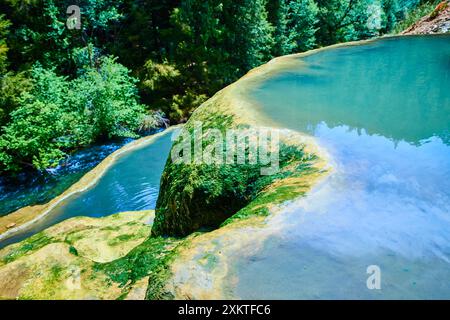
0,210 -> 168,300
152,66 -> 325,237
0,47 -> 331,300
95,235 -> 181,300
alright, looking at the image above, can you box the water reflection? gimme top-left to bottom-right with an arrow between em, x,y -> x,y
252,36 -> 450,145
236,35 -> 450,299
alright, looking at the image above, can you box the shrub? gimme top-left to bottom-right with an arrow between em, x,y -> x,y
0,57 -> 146,173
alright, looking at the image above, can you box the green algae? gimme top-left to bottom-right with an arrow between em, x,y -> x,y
94,235 -> 181,299
69,245 -> 78,256
107,232 -> 144,246
0,211 -> 158,300
1,233 -> 54,265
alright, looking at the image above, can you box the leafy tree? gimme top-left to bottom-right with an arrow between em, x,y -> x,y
0,66 -> 72,171
1,14 -> 11,126
315,0 -> 375,45
3,0 -> 125,73
165,90 -> 208,122
0,14 -> 10,74
172,0 -> 273,90
161,0 -> 273,122
110,0 -> 179,69
0,72 -> 32,128
233,0 -> 274,72
138,59 -> 199,122
381,0 -> 401,32
139,60 -> 181,105
0,57 -> 145,173
269,0 -> 319,56
287,0 -> 319,52
0,100 -> 73,171
268,0 -> 291,56
71,56 -> 144,139
0,14 -> 33,129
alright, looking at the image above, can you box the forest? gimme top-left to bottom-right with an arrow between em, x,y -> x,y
0,0 -> 438,174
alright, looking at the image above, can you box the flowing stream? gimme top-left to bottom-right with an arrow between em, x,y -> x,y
0,129 -> 175,248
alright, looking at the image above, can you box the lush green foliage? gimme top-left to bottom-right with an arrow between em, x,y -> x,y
0,0 -> 436,174
0,72 -> 32,128
0,58 -> 144,172
150,0 -> 275,122
172,0 -> 273,85
0,14 -> 10,74
269,0 -> 319,55
3,0 -> 124,72
151,104 -> 320,237
153,138 -> 318,236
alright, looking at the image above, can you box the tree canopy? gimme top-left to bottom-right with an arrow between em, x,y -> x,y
0,0 -> 436,173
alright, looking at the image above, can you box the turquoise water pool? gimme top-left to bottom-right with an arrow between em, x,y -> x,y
235,35 -> 450,299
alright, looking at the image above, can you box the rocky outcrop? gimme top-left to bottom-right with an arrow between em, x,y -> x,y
402,1 -> 450,34
0,211 -> 156,299
151,54 -> 328,238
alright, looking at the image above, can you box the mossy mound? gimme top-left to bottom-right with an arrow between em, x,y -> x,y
146,54 -> 331,298
152,77 -> 324,237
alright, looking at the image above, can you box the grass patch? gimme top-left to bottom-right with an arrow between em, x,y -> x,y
106,233 -> 142,246
1,233 -> 54,264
